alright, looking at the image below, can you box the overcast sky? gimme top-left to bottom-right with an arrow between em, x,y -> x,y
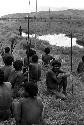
0,0 -> 84,17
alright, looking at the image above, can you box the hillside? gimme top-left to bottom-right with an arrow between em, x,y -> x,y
0,9 -> 84,125
1,9 -> 84,46
2,9 -> 84,18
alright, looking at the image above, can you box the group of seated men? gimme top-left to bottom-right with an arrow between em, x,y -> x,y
0,46 -> 70,124
0,46 -> 45,125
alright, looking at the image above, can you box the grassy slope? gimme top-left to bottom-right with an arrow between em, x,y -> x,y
1,10 -> 84,124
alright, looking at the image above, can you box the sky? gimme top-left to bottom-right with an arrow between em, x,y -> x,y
0,0 -> 84,17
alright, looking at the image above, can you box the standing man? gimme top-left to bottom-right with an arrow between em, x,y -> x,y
19,26 -> 22,36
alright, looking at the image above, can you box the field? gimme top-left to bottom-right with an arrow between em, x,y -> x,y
0,9 -> 84,124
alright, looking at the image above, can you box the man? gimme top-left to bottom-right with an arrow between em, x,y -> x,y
23,54 -> 41,83
46,60 -> 70,96
19,26 -> 22,36
1,55 -> 14,82
23,48 -> 36,69
0,69 -> 12,121
13,82 -> 47,125
2,47 -> 14,63
77,56 -> 84,74
29,54 -> 41,82
8,60 -> 24,98
42,47 -> 55,66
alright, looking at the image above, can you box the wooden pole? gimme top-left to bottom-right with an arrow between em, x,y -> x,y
70,16 -> 73,94
71,32 -> 73,94
36,0 -> 37,13
49,8 -> 50,30
27,15 -> 30,82
71,32 -> 73,72
35,0 -> 37,49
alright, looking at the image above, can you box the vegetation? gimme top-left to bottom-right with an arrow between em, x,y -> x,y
0,9 -> 84,124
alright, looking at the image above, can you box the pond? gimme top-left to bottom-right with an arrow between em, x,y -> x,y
22,32 -> 83,48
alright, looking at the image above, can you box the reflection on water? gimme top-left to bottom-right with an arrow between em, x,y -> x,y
22,32 -> 35,38
22,32 -> 83,48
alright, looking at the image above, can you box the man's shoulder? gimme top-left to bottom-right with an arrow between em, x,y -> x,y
30,63 -> 41,67
4,82 -> 12,89
3,53 -> 13,57
37,96 -> 43,108
0,65 -> 5,70
46,69 -> 54,75
4,66 -> 13,73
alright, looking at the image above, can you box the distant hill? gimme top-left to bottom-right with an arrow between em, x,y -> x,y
1,9 -> 84,19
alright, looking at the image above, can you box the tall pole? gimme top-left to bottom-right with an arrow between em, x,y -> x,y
27,0 -> 30,82
70,16 -> 73,94
49,8 -> 50,30
71,32 -> 72,72
70,16 -> 72,72
35,0 -> 37,49
28,15 -> 29,40
26,15 -> 30,82
36,0 -> 37,13
71,32 -> 73,94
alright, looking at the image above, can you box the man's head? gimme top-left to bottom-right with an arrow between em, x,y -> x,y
32,54 -> 38,63
26,48 -> 36,57
44,47 -> 50,54
52,60 -> 61,72
4,56 -> 14,66
5,47 -> 10,53
24,82 -> 38,98
13,60 -> 23,71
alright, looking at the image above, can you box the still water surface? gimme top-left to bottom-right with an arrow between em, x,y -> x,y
22,32 -> 83,48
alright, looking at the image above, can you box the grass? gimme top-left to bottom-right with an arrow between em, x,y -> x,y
0,12 -> 84,124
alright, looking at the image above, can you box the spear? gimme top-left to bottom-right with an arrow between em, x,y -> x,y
70,16 -> 73,94
26,14 -> 30,82
35,0 -> 37,49
26,0 -> 31,82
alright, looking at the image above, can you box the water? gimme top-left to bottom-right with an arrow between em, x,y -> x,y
22,32 -> 83,48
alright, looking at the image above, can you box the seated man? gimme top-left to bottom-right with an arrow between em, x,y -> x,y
42,47 -> 54,66
29,54 -> 41,82
2,46 -> 14,63
77,56 -> 84,74
8,60 -> 24,98
46,60 -> 70,96
0,69 -> 12,121
13,82 -> 47,125
23,48 -> 36,68
0,55 -> 14,82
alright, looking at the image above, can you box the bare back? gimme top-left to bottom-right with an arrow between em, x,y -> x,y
21,97 -> 43,125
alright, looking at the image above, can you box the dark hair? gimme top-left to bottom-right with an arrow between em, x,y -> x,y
4,56 -> 13,66
26,48 -> 36,57
32,54 -> 38,63
5,47 -> 10,53
13,60 -> 23,71
82,56 -> 84,62
52,60 -> 61,67
0,69 -> 4,85
24,82 -> 38,98
44,47 -> 50,54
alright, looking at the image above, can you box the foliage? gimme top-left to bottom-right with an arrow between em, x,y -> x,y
1,10 -> 84,125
